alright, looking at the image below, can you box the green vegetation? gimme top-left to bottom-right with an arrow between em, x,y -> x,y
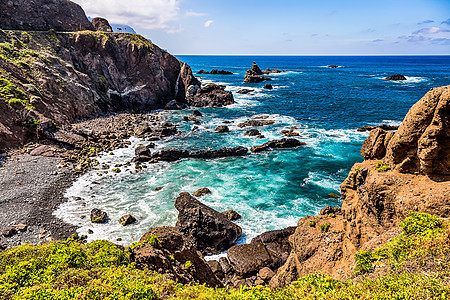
129,234 -> 160,250
309,220 -> 316,227
375,161 -> 391,172
320,223 -> 331,232
0,76 -> 32,110
112,168 -> 121,173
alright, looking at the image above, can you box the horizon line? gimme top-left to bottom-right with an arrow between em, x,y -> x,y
174,53 -> 450,56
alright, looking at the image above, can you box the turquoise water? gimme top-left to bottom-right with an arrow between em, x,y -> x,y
55,56 -> 450,248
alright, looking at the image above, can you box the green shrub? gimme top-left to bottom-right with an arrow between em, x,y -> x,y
375,161 -> 391,172
354,250 -> 375,275
320,223 -> 331,232
309,220 -> 316,227
399,212 -> 443,236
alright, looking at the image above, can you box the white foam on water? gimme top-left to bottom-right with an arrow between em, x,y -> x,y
302,171 -> 341,191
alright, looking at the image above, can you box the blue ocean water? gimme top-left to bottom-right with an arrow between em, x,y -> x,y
55,56 -> 450,249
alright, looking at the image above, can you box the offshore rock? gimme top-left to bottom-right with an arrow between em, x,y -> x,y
197,69 -> 233,75
175,192 -> 242,255
193,187 -> 211,197
190,146 -> 248,159
90,208 -> 108,223
187,84 -> 235,107
357,124 -> 399,132
0,0 -> 94,31
221,210 -> 241,221
131,226 -> 222,287
385,74 -> 407,81
215,125 -> 230,133
118,214 -> 136,226
91,17 -> 113,32
238,120 -> 275,128
250,138 -> 306,153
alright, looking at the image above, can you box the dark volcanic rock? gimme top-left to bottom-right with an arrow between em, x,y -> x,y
238,120 -> 275,128
91,208 -> 108,223
131,226 -> 222,287
119,214 -> 136,226
134,145 -> 152,162
228,242 -> 274,276
221,210 -> 242,221
193,187 -> 211,197
175,192 -> 242,255
385,74 -> 407,81
150,149 -> 189,162
250,138 -> 306,153
92,17 -> 113,32
263,84 -> 273,90
236,89 -> 254,94
0,0 -> 94,31
197,69 -> 233,75
192,110 -> 203,117
357,124 -> 399,132
244,62 -> 272,83
215,125 -> 230,133
252,227 -> 296,267
250,62 -> 263,75
244,129 -> 262,136
165,100 -> 188,110
327,65 -> 339,68
190,147 -> 248,159
187,84 -> 235,107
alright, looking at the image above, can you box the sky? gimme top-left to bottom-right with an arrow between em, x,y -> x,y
73,0 -> 450,55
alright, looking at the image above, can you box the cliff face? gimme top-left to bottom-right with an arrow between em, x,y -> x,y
0,29 -> 199,149
0,0 -> 94,32
270,86 -> 450,287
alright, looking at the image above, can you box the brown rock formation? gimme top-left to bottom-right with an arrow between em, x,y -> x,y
187,83 -> 235,107
0,0 -> 94,31
91,17 -> 113,32
270,86 -> 450,288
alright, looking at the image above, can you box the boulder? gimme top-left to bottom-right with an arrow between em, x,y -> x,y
228,242 -> 274,276
2,227 -> 17,237
244,129 -> 262,136
134,145 -> 152,162
118,214 -> 136,226
252,227 -> 296,266
91,17 -> 113,32
30,145 -> 53,156
207,260 -> 225,279
357,124 -> 399,132
90,208 -> 108,223
187,84 -> 235,107
319,206 -> 342,215
236,89 -> 254,94
52,130 -> 86,146
219,257 -> 234,274
263,84 -> 273,90
238,120 -> 275,128
327,65 -> 339,68
164,100 -> 187,110
131,226 -> 222,287
221,210 -> 241,221
175,192 -> 242,255
190,146 -> 248,159
149,149 -> 189,162
215,125 -> 230,133
258,267 -> 276,281
193,187 -> 211,197
385,74 -> 407,81
250,138 -> 306,153
0,0 -> 94,31
192,110 -> 203,117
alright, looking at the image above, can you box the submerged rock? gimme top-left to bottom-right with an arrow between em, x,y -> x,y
385,74 -> 407,81
175,192 -> 242,255
236,89 -> 254,94
263,84 -> 273,89
215,125 -> 230,133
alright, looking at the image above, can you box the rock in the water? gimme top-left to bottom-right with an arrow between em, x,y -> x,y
165,100 -> 187,110
327,65 -> 339,68
119,214 -> 136,226
221,210 -> 242,221
196,69 -> 233,75
192,110 -> 203,117
244,62 -> 272,83
328,193 -> 340,199
149,149 -> 190,162
187,84 -> 235,107
91,17 -> 113,32
250,138 -> 306,153
91,209 -> 108,223
250,62 -> 263,75
263,84 -> 273,90
244,129 -> 262,136
238,120 -> 275,128
175,192 -> 242,255
385,74 -> 407,81
134,145 -> 152,162
357,124 -> 399,132
193,187 -> 211,197
0,0 -> 94,31
132,226 -> 223,287
236,89 -> 254,94
215,125 -> 230,133
190,146 -> 248,159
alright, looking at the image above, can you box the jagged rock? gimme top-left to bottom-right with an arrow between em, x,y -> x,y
196,69 -> 233,75
219,257 -> 234,274
149,149 -> 189,162
244,129 -> 262,136
357,124 -> 399,132
252,227 -> 296,266
165,100 -> 188,110
360,128 -> 392,160
91,208 -> 108,223
238,120 -> 275,128
30,145 -> 53,156
192,110 -> 203,117
0,0 -> 94,31
319,206 -> 341,215
221,210 -> 241,221
193,187 -> 211,197
92,17 -> 113,32
244,62 -> 273,83
131,226 -> 222,287
385,74 -> 407,81
190,147 -> 248,159
228,242 -> 274,276
250,138 -> 306,153
134,145 -> 152,162
2,227 -> 17,237
236,89 -> 254,94
207,260 -> 225,279
53,130 -> 86,146
119,214 -> 136,226
215,125 -> 229,133
250,62 -> 263,75
187,84 -> 235,107
263,84 -> 273,90
175,192 -> 242,255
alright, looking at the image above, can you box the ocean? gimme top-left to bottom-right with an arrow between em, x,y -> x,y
55,55 -> 450,254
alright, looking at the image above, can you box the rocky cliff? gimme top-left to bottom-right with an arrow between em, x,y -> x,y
270,85 -> 450,287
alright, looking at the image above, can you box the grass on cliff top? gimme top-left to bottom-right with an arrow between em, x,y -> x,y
1,213 -> 450,299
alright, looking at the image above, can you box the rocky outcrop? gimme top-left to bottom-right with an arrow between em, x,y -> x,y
244,62 -> 272,83
270,86 -> 450,288
187,84 -> 235,107
197,69 -> 233,75
91,208 -> 107,223
215,125 -> 230,133
91,17 -> 113,32
130,226 -> 222,287
357,124 -> 399,132
238,119 -> 275,128
250,138 -> 306,153
263,84 -> 273,90
0,0 -> 94,31
0,29 -> 201,149
385,74 -> 407,81
362,86 -> 450,175
174,192 -> 242,255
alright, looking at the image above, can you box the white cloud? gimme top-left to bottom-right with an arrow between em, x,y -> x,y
73,0 -> 181,31
186,10 -> 207,17
399,27 -> 450,44
204,20 -> 214,28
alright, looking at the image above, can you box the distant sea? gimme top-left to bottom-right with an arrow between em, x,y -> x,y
55,55 -> 450,255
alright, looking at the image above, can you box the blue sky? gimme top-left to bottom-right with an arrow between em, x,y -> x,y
74,0 -> 450,55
